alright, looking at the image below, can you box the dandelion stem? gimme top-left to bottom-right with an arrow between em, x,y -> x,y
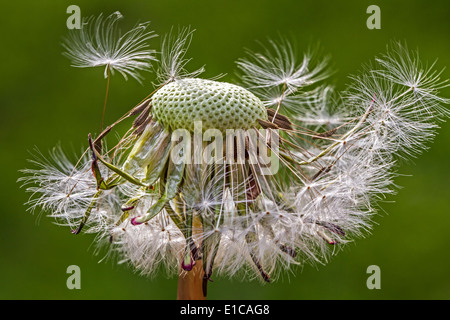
177,261 -> 206,300
177,214 -> 206,300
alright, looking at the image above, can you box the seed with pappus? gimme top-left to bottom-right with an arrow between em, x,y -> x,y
62,11 -> 157,82
20,14 -> 450,300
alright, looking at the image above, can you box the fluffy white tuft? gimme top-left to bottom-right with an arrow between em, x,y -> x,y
62,12 -> 157,83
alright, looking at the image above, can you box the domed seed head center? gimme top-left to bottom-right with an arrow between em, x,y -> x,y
151,78 -> 267,132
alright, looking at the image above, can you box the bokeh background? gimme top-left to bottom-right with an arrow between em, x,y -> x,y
1,0 -> 449,300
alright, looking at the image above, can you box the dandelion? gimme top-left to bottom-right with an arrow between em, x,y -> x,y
21,17 -> 449,302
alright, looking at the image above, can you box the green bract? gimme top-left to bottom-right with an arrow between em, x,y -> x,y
151,78 -> 267,132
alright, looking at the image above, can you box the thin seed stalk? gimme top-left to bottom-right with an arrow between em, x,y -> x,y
298,101 -> 374,166
101,64 -> 111,131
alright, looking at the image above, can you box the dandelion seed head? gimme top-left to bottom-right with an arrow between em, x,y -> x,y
22,27 -> 450,283
151,78 -> 267,132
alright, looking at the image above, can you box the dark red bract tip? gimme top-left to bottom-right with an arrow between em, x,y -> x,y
121,206 -> 135,212
181,260 -> 194,271
131,217 -> 143,226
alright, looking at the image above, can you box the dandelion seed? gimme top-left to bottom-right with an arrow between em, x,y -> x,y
62,11 -> 157,82
374,42 -> 450,105
156,26 -> 205,84
237,39 -> 330,91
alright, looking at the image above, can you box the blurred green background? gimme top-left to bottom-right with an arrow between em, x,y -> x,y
1,0 -> 449,300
